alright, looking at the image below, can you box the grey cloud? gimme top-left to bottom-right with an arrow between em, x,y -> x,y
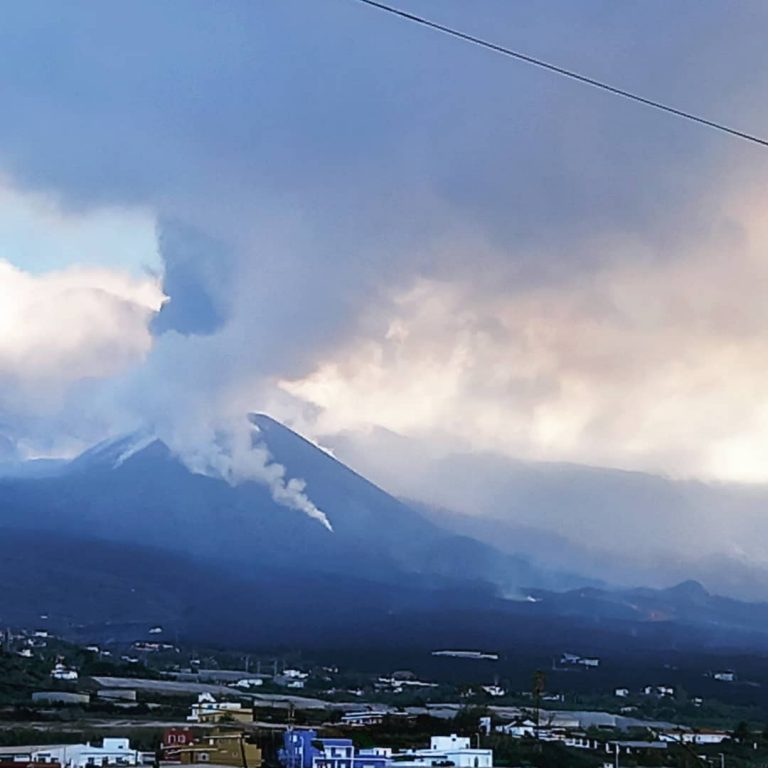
0,0 -> 764,382
151,221 -> 233,336
1,0 -> 765,274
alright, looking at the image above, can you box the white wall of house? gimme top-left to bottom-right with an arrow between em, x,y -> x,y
32,739 -> 140,768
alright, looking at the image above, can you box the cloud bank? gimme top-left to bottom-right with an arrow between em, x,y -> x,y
2,2 -> 768,556
285,188 -> 768,483
0,258 -> 164,456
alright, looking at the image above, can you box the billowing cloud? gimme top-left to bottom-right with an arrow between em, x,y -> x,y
0,261 -> 162,383
283,188 -> 768,483
0,258 -> 164,453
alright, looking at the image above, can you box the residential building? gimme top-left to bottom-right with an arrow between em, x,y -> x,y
280,732 -> 491,768
0,745 -> 64,765
563,734 -> 598,750
606,741 -> 668,758
340,711 -> 387,727
559,653 -> 600,668
376,677 -> 437,693
163,729 -> 194,750
166,729 -> 262,767
50,664 -> 78,681
283,669 -> 309,680
659,730 -> 729,745
280,730 -> 388,768
187,693 -> 253,724
396,735 -> 493,768
27,738 -> 142,767
495,718 -> 536,738
0,760 -> 61,768
275,669 -> 309,688
133,642 -> 174,653
642,685 -> 674,697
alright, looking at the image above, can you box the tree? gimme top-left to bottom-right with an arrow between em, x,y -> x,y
733,720 -> 750,743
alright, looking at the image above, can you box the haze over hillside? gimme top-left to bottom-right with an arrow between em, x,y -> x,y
320,426 -> 768,601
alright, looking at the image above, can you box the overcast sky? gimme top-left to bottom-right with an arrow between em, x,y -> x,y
3,0 -> 768,500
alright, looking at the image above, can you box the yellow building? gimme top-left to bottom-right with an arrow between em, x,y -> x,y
178,730 -> 262,768
196,708 -> 254,725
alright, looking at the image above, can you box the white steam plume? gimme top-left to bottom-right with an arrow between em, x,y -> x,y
155,415 -> 332,532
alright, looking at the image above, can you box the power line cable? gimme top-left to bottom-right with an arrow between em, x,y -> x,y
352,0 -> 768,149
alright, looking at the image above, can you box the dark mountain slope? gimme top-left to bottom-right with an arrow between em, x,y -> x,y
0,415 -> 575,597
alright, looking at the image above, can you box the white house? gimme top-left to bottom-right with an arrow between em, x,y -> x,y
659,730 -> 729,745
481,685 -> 506,697
564,734 -> 598,750
50,663 -> 78,681
276,669 -> 309,688
713,671 -> 736,682
496,718 -> 536,738
341,711 -> 387,727
377,676 -> 438,692
559,653 -> 600,668
283,668 -> 309,680
395,735 -> 493,768
32,738 -> 141,767
643,685 -> 674,697
187,692 -> 250,722
614,688 -> 630,698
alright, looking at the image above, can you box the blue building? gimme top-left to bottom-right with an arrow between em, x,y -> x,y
280,730 -> 389,768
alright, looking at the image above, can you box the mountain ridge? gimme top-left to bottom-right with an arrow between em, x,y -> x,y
3,414 -> 768,649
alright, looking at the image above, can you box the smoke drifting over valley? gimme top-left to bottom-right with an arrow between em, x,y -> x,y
2,1 -> 768,582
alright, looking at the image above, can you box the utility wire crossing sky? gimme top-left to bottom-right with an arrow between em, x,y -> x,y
353,0 -> 768,149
